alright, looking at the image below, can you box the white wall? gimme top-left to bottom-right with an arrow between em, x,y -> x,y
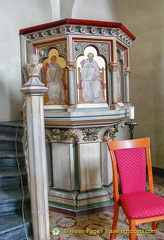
0,0 -> 52,121
115,0 -> 164,168
72,0 -> 118,21
50,0 -> 118,21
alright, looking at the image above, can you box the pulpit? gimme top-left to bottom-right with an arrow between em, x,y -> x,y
20,19 -> 135,214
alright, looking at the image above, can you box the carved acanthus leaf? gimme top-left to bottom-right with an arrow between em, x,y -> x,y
102,125 -> 118,141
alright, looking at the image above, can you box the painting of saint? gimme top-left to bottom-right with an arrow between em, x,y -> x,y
81,52 -> 105,103
77,46 -> 107,104
42,48 -> 67,105
46,55 -> 65,104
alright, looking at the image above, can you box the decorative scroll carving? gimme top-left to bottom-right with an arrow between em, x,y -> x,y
55,42 -> 67,57
96,43 -> 109,60
46,126 -> 118,143
102,125 -> 118,141
74,42 -> 87,56
37,43 -> 67,61
25,25 -> 133,47
82,128 -> 100,141
46,129 -> 78,143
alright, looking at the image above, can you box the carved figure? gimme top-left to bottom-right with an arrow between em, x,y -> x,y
46,55 -> 65,104
81,52 -> 104,103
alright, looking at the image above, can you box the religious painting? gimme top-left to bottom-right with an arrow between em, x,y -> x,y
42,48 -> 67,105
76,46 -> 107,105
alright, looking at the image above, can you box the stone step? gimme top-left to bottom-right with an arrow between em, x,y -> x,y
0,121 -> 33,239
0,212 -> 32,240
0,168 -> 27,189
0,121 -> 24,137
0,134 -> 23,151
0,187 -> 30,215
0,151 -> 25,168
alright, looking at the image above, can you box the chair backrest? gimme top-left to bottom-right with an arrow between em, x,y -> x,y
107,138 -> 154,196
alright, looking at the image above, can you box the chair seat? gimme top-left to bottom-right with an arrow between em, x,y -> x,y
120,191 -> 164,219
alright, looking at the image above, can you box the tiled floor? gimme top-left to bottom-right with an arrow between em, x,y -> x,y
49,176 -> 164,240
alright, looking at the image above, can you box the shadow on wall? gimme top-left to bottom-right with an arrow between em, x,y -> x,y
9,90 -> 22,121
0,73 -> 10,121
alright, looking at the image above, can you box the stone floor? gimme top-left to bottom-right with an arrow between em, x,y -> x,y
49,176 -> 164,240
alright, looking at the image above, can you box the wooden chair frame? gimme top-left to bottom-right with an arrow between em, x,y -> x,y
107,138 -> 164,240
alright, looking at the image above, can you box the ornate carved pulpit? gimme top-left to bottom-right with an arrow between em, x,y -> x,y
20,19 -> 135,214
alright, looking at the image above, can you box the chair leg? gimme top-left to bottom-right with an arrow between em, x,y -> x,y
129,219 -> 136,240
152,221 -> 156,234
110,203 -> 119,240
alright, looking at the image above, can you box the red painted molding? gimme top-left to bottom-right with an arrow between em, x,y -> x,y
19,18 -> 136,40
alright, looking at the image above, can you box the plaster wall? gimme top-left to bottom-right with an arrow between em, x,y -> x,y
72,0 -> 118,21
0,0 -> 52,121
115,0 -> 164,168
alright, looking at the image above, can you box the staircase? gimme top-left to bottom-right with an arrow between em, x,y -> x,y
0,122 -> 33,240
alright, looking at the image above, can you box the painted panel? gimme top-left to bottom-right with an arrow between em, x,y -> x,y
77,46 -> 107,105
42,48 -> 67,105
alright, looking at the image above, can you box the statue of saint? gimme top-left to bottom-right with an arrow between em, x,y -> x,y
81,52 -> 104,103
46,55 -> 65,104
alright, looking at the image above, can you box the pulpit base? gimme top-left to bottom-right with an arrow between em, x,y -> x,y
48,185 -> 113,216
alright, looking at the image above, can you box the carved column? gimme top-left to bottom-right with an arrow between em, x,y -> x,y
67,61 -> 76,110
67,35 -> 76,110
125,67 -> 131,106
107,64 -> 111,105
20,54 -> 50,240
109,63 -> 118,109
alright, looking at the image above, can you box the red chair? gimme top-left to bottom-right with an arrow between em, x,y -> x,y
107,138 -> 164,240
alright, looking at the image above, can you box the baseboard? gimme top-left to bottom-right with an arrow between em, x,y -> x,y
49,204 -> 113,217
152,166 -> 164,178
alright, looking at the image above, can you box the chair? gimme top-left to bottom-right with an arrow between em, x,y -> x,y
107,138 -> 164,240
